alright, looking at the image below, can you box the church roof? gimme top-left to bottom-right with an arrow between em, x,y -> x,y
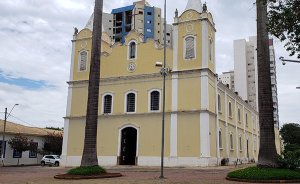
185,0 -> 203,13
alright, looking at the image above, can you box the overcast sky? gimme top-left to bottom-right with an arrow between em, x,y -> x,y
0,0 -> 299,128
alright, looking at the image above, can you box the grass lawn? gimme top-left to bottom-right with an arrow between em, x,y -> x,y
67,166 -> 107,176
227,167 -> 300,180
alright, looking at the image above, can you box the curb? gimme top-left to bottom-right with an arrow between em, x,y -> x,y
226,177 -> 300,183
54,173 -> 122,180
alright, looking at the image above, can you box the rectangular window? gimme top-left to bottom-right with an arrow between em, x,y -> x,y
230,134 -> 234,150
218,94 -> 221,112
219,131 -> 222,148
246,113 -> 248,127
29,142 -> 38,158
103,95 -> 112,114
79,51 -> 88,71
238,108 -> 241,122
147,12 -> 152,16
139,11 -> 143,15
228,102 -> 232,117
0,141 -> 6,158
185,36 -> 195,59
239,137 -> 242,151
13,149 -> 22,158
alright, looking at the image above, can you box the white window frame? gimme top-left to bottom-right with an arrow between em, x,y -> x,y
101,92 -> 114,115
183,35 -> 197,60
78,50 -> 88,72
124,91 -> 137,114
127,40 -> 138,61
148,89 -> 161,112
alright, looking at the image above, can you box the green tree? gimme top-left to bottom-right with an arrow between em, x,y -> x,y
81,0 -> 103,167
256,0 -> 278,168
8,134 -> 34,165
268,0 -> 300,58
41,132 -> 63,155
280,123 -> 300,152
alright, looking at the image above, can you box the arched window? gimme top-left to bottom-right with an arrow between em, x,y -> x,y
79,51 -> 88,71
150,91 -> 160,111
218,94 -> 221,112
219,130 -> 222,148
239,136 -> 242,151
245,113 -> 248,127
209,39 -> 213,61
230,133 -> 234,150
185,36 -> 195,59
129,41 -> 136,59
103,94 -> 112,114
126,93 -> 136,113
238,108 -> 241,122
228,102 -> 232,117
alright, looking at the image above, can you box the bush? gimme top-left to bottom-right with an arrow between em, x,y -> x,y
278,150 -> 300,170
221,158 -> 229,166
68,166 -> 107,176
227,167 -> 300,180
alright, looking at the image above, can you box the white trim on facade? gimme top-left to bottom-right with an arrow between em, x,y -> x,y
69,36 -> 76,81
127,40 -> 138,61
170,73 -> 178,157
183,34 -> 197,61
173,25 -> 179,71
78,50 -> 88,72
147,89 -> 162,112
117,124 -> 140,157
101,92 -> 114,115
202,20 -> 209,68
124,90 -> 138,114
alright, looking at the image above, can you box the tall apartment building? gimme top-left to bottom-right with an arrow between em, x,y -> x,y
85,0 -> 172,45
233,36 -> 279,127
218,71 -> 235,91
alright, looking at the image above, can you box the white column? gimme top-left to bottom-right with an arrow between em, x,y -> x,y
215,80 -> 220,160
225,91 -> 229,157
200,71 -> 210,157
202,21 -> 209,68
235,98 -> 239,158
170,74 -> 178,157
170,23 -> 179,157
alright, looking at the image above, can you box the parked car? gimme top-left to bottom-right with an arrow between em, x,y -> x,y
41,155 -> 60,167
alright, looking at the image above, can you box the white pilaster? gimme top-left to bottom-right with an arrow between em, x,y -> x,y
225,91 -> 229,157
200,71 -> 210,157
235,98 -> 239,158
202,21 -> 209,68
215,80 -> 220,160
243,106 -> 247,159
170,73 -> 178,157
69,35 -> 76,81
172,25 -> 179,71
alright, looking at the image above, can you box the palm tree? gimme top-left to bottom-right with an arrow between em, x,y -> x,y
256,0 -> 278,168
81,0 -> 103,167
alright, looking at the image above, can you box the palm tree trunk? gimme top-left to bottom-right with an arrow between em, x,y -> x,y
81,0 -> 103,167
256,0 -> 278,168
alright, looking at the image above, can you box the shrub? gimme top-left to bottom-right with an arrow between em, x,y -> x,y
227,167 -> 300,180
221,158 -> 229,166
278,150 -> 300,170
68,166 -> 107,176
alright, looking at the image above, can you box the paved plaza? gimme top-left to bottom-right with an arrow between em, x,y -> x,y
0,165 -> 275,184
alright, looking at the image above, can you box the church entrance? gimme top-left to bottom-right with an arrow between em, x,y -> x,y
119,127 -> 137,165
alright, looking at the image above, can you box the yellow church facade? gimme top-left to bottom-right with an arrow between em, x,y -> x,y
61,1 -> 281,167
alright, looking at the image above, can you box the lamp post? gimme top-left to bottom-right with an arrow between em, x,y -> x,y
159,0 -> 167,179
1,104 -> 19,166
279,57 -> 300,65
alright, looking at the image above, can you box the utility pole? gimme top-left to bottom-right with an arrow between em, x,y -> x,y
1,108 -> 7,166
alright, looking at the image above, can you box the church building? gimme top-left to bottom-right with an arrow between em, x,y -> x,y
61,0 -> 281,167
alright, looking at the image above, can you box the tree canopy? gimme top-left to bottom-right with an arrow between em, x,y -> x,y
41,132 -> 63,155
268,0 -> 300,58
280,123 -> 300,151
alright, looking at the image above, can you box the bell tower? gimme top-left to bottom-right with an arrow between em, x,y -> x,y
172,0 -> 216,73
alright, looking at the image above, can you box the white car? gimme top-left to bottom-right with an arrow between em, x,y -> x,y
41,155 -> 60,167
